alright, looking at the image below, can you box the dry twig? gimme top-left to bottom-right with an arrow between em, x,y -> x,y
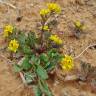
0,0 -> 16,9
74,44 -> 96,59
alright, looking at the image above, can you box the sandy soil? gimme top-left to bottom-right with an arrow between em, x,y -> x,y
0,0 -> 96,96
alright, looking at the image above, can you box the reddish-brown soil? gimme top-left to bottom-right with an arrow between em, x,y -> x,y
0,0 -> 96,96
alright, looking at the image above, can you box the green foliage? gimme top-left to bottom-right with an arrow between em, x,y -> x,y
48,49 -> 58,58
39,79 -> 53,96
21,56 -> 32,71
24,72 -> 36,84
6,25 -> 63,96
13,64 -> 22,72
48,49 -> 61,61
45,61 -> 55,71
39,53 -> 49,63
44,49 -> 62,71
22,45 -> 32,55
30,55 -> 40,65
17,32 -> 26,45
36,65 -> 48,80
26,32 -> 37,48
17,32 -> 33,55
33,85 -> 42,96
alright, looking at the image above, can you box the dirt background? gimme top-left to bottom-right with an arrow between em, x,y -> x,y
0,0 -> 96,96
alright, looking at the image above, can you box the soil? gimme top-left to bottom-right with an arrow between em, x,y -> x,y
0,0 -> 96,96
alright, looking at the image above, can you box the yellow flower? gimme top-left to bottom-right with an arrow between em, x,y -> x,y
60,55 -> 74,71
4,25 -> 14,37
47,3 -> 61,13
42,25 -> 49,31
8,39 -> 19,53
74,21 -> 86,30
40,9 -> 50,16
81,25 -> 86,30
49,35 -> 62,45
74,21 -> 81,28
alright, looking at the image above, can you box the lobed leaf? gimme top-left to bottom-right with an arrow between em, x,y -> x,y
36,65 -> 48,80
21,56 -> 32,71
33,85 -> 42,96
13,64 -> 22,72
39,79 -> 53,96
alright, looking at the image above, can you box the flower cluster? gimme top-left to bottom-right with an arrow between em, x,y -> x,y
40,3 -> 61,17
42,25 -> 49,31
47,3 -> 61,13
60,55 -> 74,71
74,21 -> 86,30
49,35 -> 62,45
8,39 -> 19,53
4,25 -> 14,37
40,9 -> 50,16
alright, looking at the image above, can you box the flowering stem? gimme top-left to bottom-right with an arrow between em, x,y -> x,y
40,17 -> 49,47
10,51 -> 14,60
40,23 -> 45,47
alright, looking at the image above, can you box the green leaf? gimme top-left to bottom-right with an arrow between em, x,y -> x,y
26,32 -> 36,48
21,56 -> 32,70
30,55 -> 40,65
39,79 -> 53,96
24,72 -> 36,84
13,64 -> 22,72
30,55 -> 36,63
22,45 -> 32,55
36,65 -> 48,80
33,85 -> 42,96
44,62 -> 50,68
18,32 -> 26,45
48,49 -> 61,60
45,62 -> 54,71
40,53 -> 49,63
48,49 -> 57,58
